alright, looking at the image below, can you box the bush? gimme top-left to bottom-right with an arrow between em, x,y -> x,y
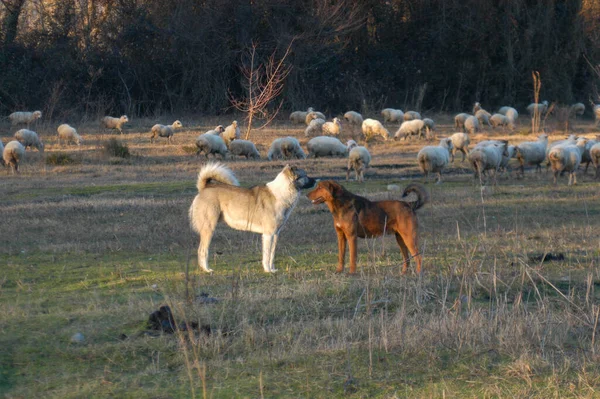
45,153 -> 79,165
103,138 -> 130,158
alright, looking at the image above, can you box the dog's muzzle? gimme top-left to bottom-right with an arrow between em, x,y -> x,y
310,196 -> 325,205
294,176 -> 316,190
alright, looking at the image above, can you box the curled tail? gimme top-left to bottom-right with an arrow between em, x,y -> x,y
401,183 -> 429,211
548,147 -> 563,164
196,162 -> 239,191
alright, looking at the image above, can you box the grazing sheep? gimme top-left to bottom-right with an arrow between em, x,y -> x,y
57,124 -> 83,146
229,139 -> 261,159
454,113 -> 471,131
362,119 -> 390,141
590,142 -> 600,179
289,107 -> 314,124
395,119 -> 426,141
473,102 -> 482,114
548,138 -> 587,186
222,121 -> 241,145
195,134 -> 229,159
344,111 -> 363,126
267,137 -> 305,160
307,136 -> 348,158
305,111 -> 326,125
304,118 -> 326,137
464,116 -> 480,134
594,104 -> 600,127
3,140 -> 25,174
267,138 -> 285,160
403,111 -> 422,121
9,111 -> 42,126
14,129 -> 44,152
101,115 -> 129,134
526,101 -> 549,117
346,145 -> 371,182
581,136 -> 599,175
205,125 -> 225,135
543,134 -> 579,172
322,118 -> 342,136
514,134 -> 549,175
475,140 -> 516,174
468,141 -> 509,185
417,138 -> 453,184
475,109 -> 492,127
498,106 -> 519,123
381,108 -> 404,123
150,120 -> 182,144
490,114 -> 515,131
569,102 -> 585,118
449,132 -> 470,162
422,118 -> 435,139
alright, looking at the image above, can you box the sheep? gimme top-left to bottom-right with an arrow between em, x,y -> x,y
422,118 -> 435,139
475,140 -> 516,174
343,111 -> 363,126
475,109 -> 492,127
267,137 -> 306,160
544,134 -> 579,172
489,114 -> 515,131
514,133 -> 548,175
229,139 -> 261,159
594,104 -> 600,127
464,115 -> 480,134
526,100 -> 549,117
473,102 -> 482,114
448,132 -> 470,162
361,118 -> 390,141
57,124 -> 83,146
0,140 -> 4,166
417,138 -> 453,183
267,138 -> 285,160
498,106 -> 519,123
590,142 -> 600,179
304,118 -> 326,137
195,133 -> 229,159
9,111 -> 42,126
394,119 -> 425,141
101,115 -> 129,134
346,144 -> 371,182
222,121 -> 241,146
307,136 -> 348,158
581,136 -> 599,175
454,113 -> 471,131
205,125 -> 225,135
381,108 -> 404,123
3,141 -> 25,173
403,111 -> 421,121
467,141 -> 509,185
305,111 -> 326,125
569,102 -> 585,118
548,138 -> 587,185
322,117 -> 342,136
150,120 -> 182,144
14,129 -> 44,152
289,107 -> 314,124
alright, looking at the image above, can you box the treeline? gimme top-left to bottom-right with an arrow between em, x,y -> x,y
0,0 -> 599,120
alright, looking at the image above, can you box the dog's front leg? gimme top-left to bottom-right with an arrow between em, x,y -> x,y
348,234 -> 358,274
262,234 -> 277,273
336,228 -> 346,272
268,234 -> 279,272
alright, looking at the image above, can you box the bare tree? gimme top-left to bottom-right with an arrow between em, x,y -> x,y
1,0 -> 25,45
229,40 -> 293,140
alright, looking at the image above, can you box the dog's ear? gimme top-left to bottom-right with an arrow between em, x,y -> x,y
322,180 -> 341,196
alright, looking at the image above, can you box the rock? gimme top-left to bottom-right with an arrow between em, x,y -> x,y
71,332 -> 85,344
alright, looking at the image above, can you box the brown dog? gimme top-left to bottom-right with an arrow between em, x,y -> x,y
307,181 -> 429,274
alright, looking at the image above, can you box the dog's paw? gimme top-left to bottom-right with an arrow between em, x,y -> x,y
202,268 -> 214,273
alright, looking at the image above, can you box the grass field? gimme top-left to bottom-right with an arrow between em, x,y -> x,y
1,115 -> 600,398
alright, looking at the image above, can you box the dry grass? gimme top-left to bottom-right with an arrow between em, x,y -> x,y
1,114 -> 600,397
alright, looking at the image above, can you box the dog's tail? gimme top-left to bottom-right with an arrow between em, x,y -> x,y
196,162 -> 239,191
401,183 -> 429,211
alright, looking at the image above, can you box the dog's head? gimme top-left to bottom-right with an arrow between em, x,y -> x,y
282,164 -> 316,190
306,180 -> 342,205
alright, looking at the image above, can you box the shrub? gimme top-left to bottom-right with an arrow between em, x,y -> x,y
45,153 -> 79,165
103,138 -> 130,158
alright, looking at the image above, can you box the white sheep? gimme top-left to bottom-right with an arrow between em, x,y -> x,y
205,125 -> 225,135
222,121 -> 241,145
498,106 -> 519,123
150,120 -> 182,143
9,111 -> 42,126
581,136 -> 599,175
544,134 -> 579,172
417,138 -> 453,183
403,111 -> 421,121
449,132 -> 470,162
394,119 -> 425,141
0,140 -> 4,166
422,118 -> 435,139
468,141 -> 509,184
473,102 -> 482,114
569,102 -> 585,118
229,139 -> 261,159
489,114 -> 515,131
464,116 -> 480,134
362,118 -> 390,141
548,138 -> 587,186
289,107 -> 314,124
322,118 -> 342,136
590,142 -> 600,179
454,113 -> 471,131
594,104 -> 600,127
475,140 -> 516,174
304,118 -> 326,137
3,140 -> 25,174
346,145 -> 371,182
526,100 -> 549,117
101,115 -> 129,134
305,111 -> 326,125
267,137 -> 305,160
343,111 -> 364,126
475,109 -> 492,127
57,124 -> 83,146
307,136 -> 348,158
14,129 -> 44,152
195,133 -> 229,159
514,134 -> 548,175
381,108 -> 404,123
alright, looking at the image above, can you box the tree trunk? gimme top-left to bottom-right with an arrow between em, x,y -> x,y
1,0 -> 25,46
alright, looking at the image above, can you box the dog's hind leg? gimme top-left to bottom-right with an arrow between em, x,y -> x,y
396,232 -> 421,275
262,234 -> 278,273
395,233 -> 411,274
198,228 -> 215,273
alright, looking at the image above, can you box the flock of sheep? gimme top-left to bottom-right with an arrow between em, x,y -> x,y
3,101 -> 600,185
